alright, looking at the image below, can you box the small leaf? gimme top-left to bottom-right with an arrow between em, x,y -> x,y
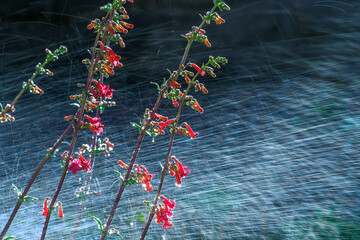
144,201 -> 152,212
114,170 -> 122,177
23,196 -> 38,201
0,103 -> 3,112
91,216 -> 104,235
4,236 -> 16,240
135,211 -> 146,223
131,122 -> 142,132
70,103 -> 80,108
150,82 -> 160,91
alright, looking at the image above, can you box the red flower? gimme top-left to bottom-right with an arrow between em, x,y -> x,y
170,79 -> 181,88
121,21 -> 134,29
88,116 -> 104,134
118,160 -> 129,168
42,197 -> 50,217
172,99 -> 179,107
159,119 -> 174,130
92,80 -> 114,99
58,202 -> 64,218
192,100 -> 204,113
156,196 -> 176,228
136,165 -> 154,191
184,123 -> 199,139
151,112 -> 168,121
99,42 -> 122,67
170,157 -> 190,185
184,74 -> 190,84
191,63 -> 206,76
68,154 -> 91,174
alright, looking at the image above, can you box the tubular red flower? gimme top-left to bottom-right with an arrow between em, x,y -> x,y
151,112 -> 168,121
156,196 -> 176,228
184,74 -> 190,84
170,157 -> 190,185
159,119 -> 174,130
136,165 -> 154,191
172,99 -> 179,107
58,202 -> 64,218
118,160 -> 129,168
205,38 -> 211,47
170,79 -> 181,88
121,21 -> 134,29
191,63 -> 201,72
42,198 -> 50,217
184,123 -> 199,139
191,63 -> 206,76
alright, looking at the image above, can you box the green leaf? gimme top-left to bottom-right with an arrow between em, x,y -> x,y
144,201 -> 152,213
112,230 -> 124,239
23,196 -> 38,201
135,211 -> 146,223
114,170 -> 122,177
150,82 -> 160,91
4,236 -> 16,240
0,103 -> 3,112
91,216 -> 104,235
93,149 -> 105,155
131,122 -> 142,132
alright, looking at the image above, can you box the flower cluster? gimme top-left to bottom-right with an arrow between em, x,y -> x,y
42,198 -> 64,218
169,156 -> 190,186
82,116 -> 104,134
91,80 -> 114,99
63,154 -> 92,175
156,196 -> 176,228
0,104 -> 15,123
184,26 -> 211,48
117,161 -> 154,192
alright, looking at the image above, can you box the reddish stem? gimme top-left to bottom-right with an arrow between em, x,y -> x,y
0,121 -> 73,239
40,7 -> 116,239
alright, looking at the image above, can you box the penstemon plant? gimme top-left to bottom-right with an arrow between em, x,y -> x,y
0,0 -> 229,239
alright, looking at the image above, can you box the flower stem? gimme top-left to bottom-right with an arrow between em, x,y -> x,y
99,5 -> 217,237
40,7 -> 117,239
139,64 -> 204,240
1,60 -> 48,118
0,121 -> 73,240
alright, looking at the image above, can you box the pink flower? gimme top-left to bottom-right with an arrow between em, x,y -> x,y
92,80 -> 114,99
68,154 -> 91,174
88,116 -> 104,134
170,157 -> 190,185
156,196 -> 176,228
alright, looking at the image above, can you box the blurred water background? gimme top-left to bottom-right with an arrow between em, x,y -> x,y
1,0 -> 360,239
